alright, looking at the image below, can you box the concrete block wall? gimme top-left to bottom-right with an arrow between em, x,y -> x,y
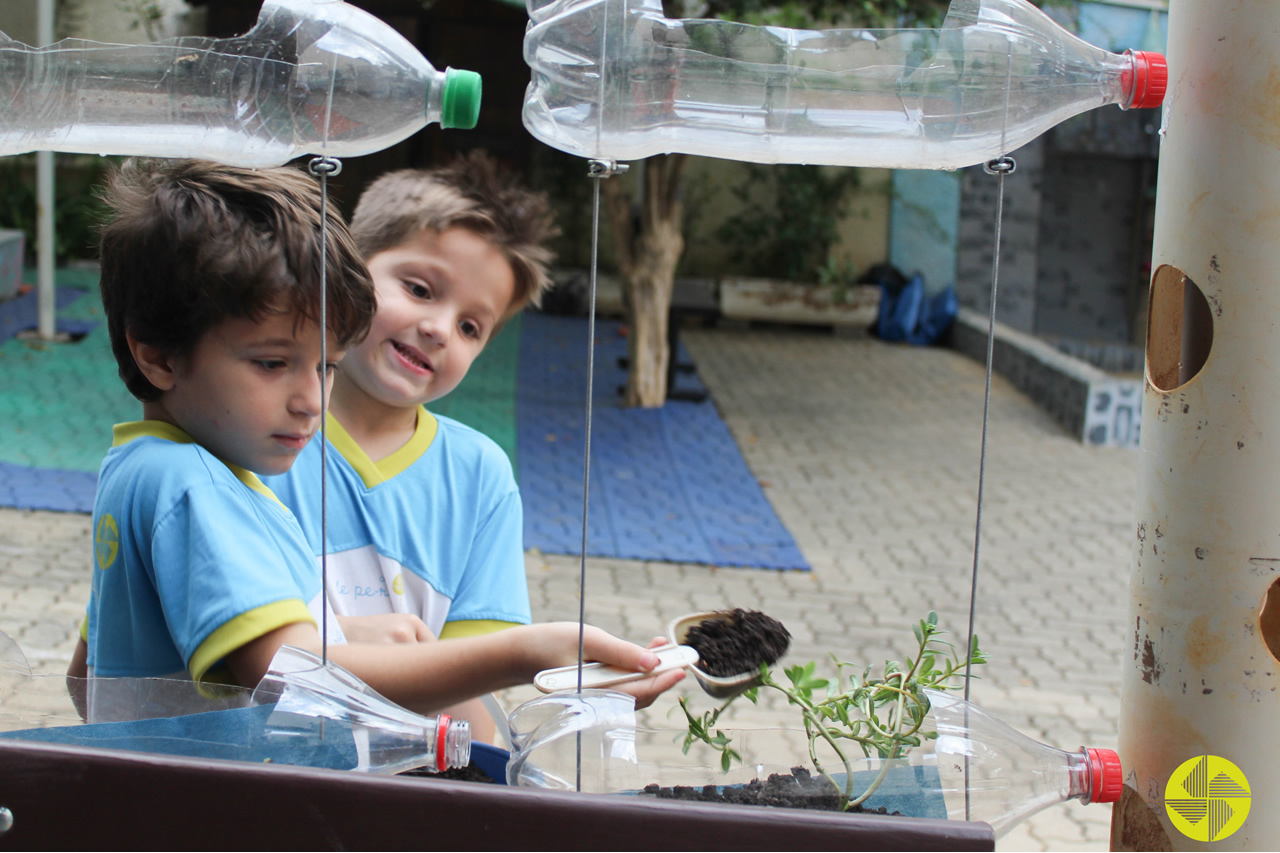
951,307 -> 1142,449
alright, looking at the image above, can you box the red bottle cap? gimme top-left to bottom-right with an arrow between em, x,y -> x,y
436,714 -> 452,772
1086,747 -> 1123,803
1125,50 -> 1168,110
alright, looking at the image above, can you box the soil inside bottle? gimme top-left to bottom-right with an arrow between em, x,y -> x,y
640,767 -> 896,815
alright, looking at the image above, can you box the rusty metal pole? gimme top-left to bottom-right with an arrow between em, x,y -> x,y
1114,1 -> 1280,850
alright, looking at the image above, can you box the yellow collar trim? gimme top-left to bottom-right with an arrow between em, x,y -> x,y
326,408 -> 438,489
110,420 -> 286,509
112,420 -> 194,447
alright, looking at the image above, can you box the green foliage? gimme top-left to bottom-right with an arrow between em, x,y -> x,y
0,155 -> 115,265
680,612 -> 987,811
117,0 -> 165,41
716,164 -> 860,283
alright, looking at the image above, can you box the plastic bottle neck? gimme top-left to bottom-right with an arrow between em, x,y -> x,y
1121,49 -> 1169,110
1069,746 -> 1123,805
1066,749 -> 1093,803
435,715 -> 472,771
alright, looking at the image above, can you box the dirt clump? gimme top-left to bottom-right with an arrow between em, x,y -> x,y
683,609 -> 790,677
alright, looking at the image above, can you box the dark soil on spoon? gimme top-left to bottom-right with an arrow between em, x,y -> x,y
683,609 -> 791,677
641,766 -> 894,815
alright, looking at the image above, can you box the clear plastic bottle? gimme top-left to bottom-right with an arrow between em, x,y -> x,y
510,687 -> 1120,837
0,0 -> 482,167
522,0 -> 1167,170
907,688 -> 1122,836
254,645 -> 471,775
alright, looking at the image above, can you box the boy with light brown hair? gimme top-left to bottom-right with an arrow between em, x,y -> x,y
266,152 -> 650,740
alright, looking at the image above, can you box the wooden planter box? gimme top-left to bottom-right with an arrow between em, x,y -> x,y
0,738 -> 994,849
720,277 -> 880,328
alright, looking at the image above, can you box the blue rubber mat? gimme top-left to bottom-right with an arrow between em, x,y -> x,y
516,314 -> 808,571
0,286 -> 98,345
0,283 -> 105,512
0,461 -> 97,512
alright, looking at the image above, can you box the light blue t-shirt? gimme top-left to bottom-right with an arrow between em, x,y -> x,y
265,408 -> 531,638
88,421 -> 323,687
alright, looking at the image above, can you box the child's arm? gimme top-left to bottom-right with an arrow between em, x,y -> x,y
66,637 -> 89,721
336,616 -> 501,743
226,621 -> 684,713
336,613 -> 434,644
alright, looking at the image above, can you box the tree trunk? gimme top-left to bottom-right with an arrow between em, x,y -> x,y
603,154 -> 688,408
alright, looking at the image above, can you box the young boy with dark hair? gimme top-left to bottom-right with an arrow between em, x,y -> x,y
264,151 -> 575,741
69,158 -> 680,723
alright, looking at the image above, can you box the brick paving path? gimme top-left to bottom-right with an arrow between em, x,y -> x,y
0,325 -> 1139,851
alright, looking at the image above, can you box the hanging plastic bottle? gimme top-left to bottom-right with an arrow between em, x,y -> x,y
522,0 -> 1166,170
253,645 -> 471,775
0,0 -> 482,168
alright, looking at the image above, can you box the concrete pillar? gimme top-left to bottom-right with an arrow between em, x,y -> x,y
1114,1 -> 1280,849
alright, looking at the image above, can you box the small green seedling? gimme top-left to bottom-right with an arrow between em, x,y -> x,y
679,611 -> 986,810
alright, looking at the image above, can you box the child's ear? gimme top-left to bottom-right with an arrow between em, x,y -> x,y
125,332 -> 178,392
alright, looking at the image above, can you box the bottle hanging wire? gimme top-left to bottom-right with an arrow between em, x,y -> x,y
307,155 -> 343,665
573,157 -> 628,791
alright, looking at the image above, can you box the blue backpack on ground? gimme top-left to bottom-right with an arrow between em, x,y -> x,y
874,269 -> 957,345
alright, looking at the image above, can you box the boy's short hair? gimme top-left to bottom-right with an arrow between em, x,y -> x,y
350,150 -> 557,320
99,158 -> 376,402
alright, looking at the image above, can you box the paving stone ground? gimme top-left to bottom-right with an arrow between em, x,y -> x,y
0,323 -> 1138,851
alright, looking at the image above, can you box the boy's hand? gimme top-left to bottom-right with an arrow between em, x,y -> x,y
337,613 -> 435,644
528,624 -> 685,710
608,635 -> 686,709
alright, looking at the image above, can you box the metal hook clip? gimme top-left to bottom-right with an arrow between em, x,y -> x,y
588,159 -> 629,179
308,156 -> 344,178
983,156 -> 1016,176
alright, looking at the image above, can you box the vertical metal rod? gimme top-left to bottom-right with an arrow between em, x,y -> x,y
309,156 -> 343,666
577,177 -> 604,691
964,160 -> 1012,698
573,159 -> 628,793
573,169 -> 605,794
35,0 -> 55,340
318,170 -> 330,667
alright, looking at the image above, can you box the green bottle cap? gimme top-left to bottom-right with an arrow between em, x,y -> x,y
441,68 -> 482,130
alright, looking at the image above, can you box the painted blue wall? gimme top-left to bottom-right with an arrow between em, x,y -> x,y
888,170 -> 961,294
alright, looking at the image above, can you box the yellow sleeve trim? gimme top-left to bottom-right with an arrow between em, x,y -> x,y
439,619 -> 520,640
188,599 -> 315,683
79,614 -> 89,641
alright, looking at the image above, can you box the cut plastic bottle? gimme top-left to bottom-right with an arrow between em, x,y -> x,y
509,686 -> 1120,837
913,688 -> 1122,836
523,0 -> 1167,170
253,645 -> 471,775
0,0 -> 482,167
